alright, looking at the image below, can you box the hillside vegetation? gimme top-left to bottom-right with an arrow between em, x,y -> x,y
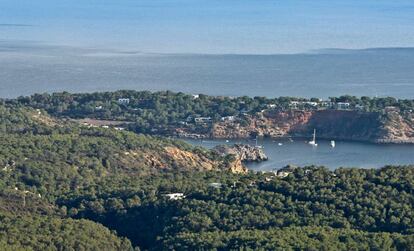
0,103 -> 239,250
1,98 -> 414,250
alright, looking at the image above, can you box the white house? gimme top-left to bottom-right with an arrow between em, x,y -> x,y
118,98 -> 130,105
277,171 -> 291,178
221,116 -> 235,122
209,183 -> 222,189
289,101 -> 318,109
165,193 -> 185,200
289,101 -> 300,109
337,102 -> 350,110
321,101 -> 334,108
195,117 -> 212,124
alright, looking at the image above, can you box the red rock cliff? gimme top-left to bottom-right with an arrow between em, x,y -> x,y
212,110 -> 414,143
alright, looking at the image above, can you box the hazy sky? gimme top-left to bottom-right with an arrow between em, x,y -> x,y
1,0 -> 414,54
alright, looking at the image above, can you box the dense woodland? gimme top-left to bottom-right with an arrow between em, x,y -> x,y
1,95 -> 414,250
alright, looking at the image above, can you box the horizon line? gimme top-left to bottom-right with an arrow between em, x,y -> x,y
1,39 -> 414,56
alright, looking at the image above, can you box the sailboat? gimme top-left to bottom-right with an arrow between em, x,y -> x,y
255,136 -> 263,149
330,140 -> 336,148
308,129 -> 318,146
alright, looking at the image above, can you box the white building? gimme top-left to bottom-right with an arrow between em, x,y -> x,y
165,193 -> 185,200
289,101 -> 300,109
118,98 -> 130,105
277,171 -> 291,178
321,101 -> 334,108
337,102 -> 350,110
304,101 -> 318,107
194,117 -> 212,124
209,183 -> 223,189
221,116 -> 235,122
289,101 -> 318,109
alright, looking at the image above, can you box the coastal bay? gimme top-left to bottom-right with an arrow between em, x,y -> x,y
9,90 -> 414,170
186,138 -> 414,170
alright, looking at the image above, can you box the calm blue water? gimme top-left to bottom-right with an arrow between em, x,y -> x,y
1,47 -> 414,99
1,1 -> 414,98
185,138 -> 414,170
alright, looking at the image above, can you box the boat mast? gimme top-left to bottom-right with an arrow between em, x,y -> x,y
313,129 -> 316,143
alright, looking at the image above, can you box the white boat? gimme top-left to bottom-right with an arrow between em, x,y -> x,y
255,136 -> 264,149
330,140 -> 336,148
278,142 -> 283,146
308,129 -> 318,146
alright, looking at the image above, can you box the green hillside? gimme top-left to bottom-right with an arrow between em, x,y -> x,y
1,100 -> 414,250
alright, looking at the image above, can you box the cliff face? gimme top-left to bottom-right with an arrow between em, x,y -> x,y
129,146 -> 247,174
212,110 -> 414,143
296,110 -> 383,141
164,146 -> 247,173
226,158 -> 249,174
376,111 -> 414,143
212,110 -> 312,138
213,144 -> 268,162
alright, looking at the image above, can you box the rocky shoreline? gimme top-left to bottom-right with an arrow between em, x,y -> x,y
177,109 -> 414,145
213,144 -> 268,162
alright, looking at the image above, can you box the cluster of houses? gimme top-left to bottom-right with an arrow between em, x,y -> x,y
288,101 -> 406,114
80,121 -> 126,131
288,100 -> 355,110
182,101 -> 358,126
184,115 -> 236,125
182,99 -> 367,127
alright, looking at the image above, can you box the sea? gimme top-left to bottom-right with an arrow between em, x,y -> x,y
1,46 -> 414,99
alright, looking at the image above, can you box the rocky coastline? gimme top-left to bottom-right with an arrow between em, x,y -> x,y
178,109 -> 414,144
213,144 -> 268,162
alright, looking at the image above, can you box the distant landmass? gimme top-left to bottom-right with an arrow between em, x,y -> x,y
314,47 -> 414,54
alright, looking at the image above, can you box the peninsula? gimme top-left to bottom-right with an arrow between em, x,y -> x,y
12,90 -> 414,144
